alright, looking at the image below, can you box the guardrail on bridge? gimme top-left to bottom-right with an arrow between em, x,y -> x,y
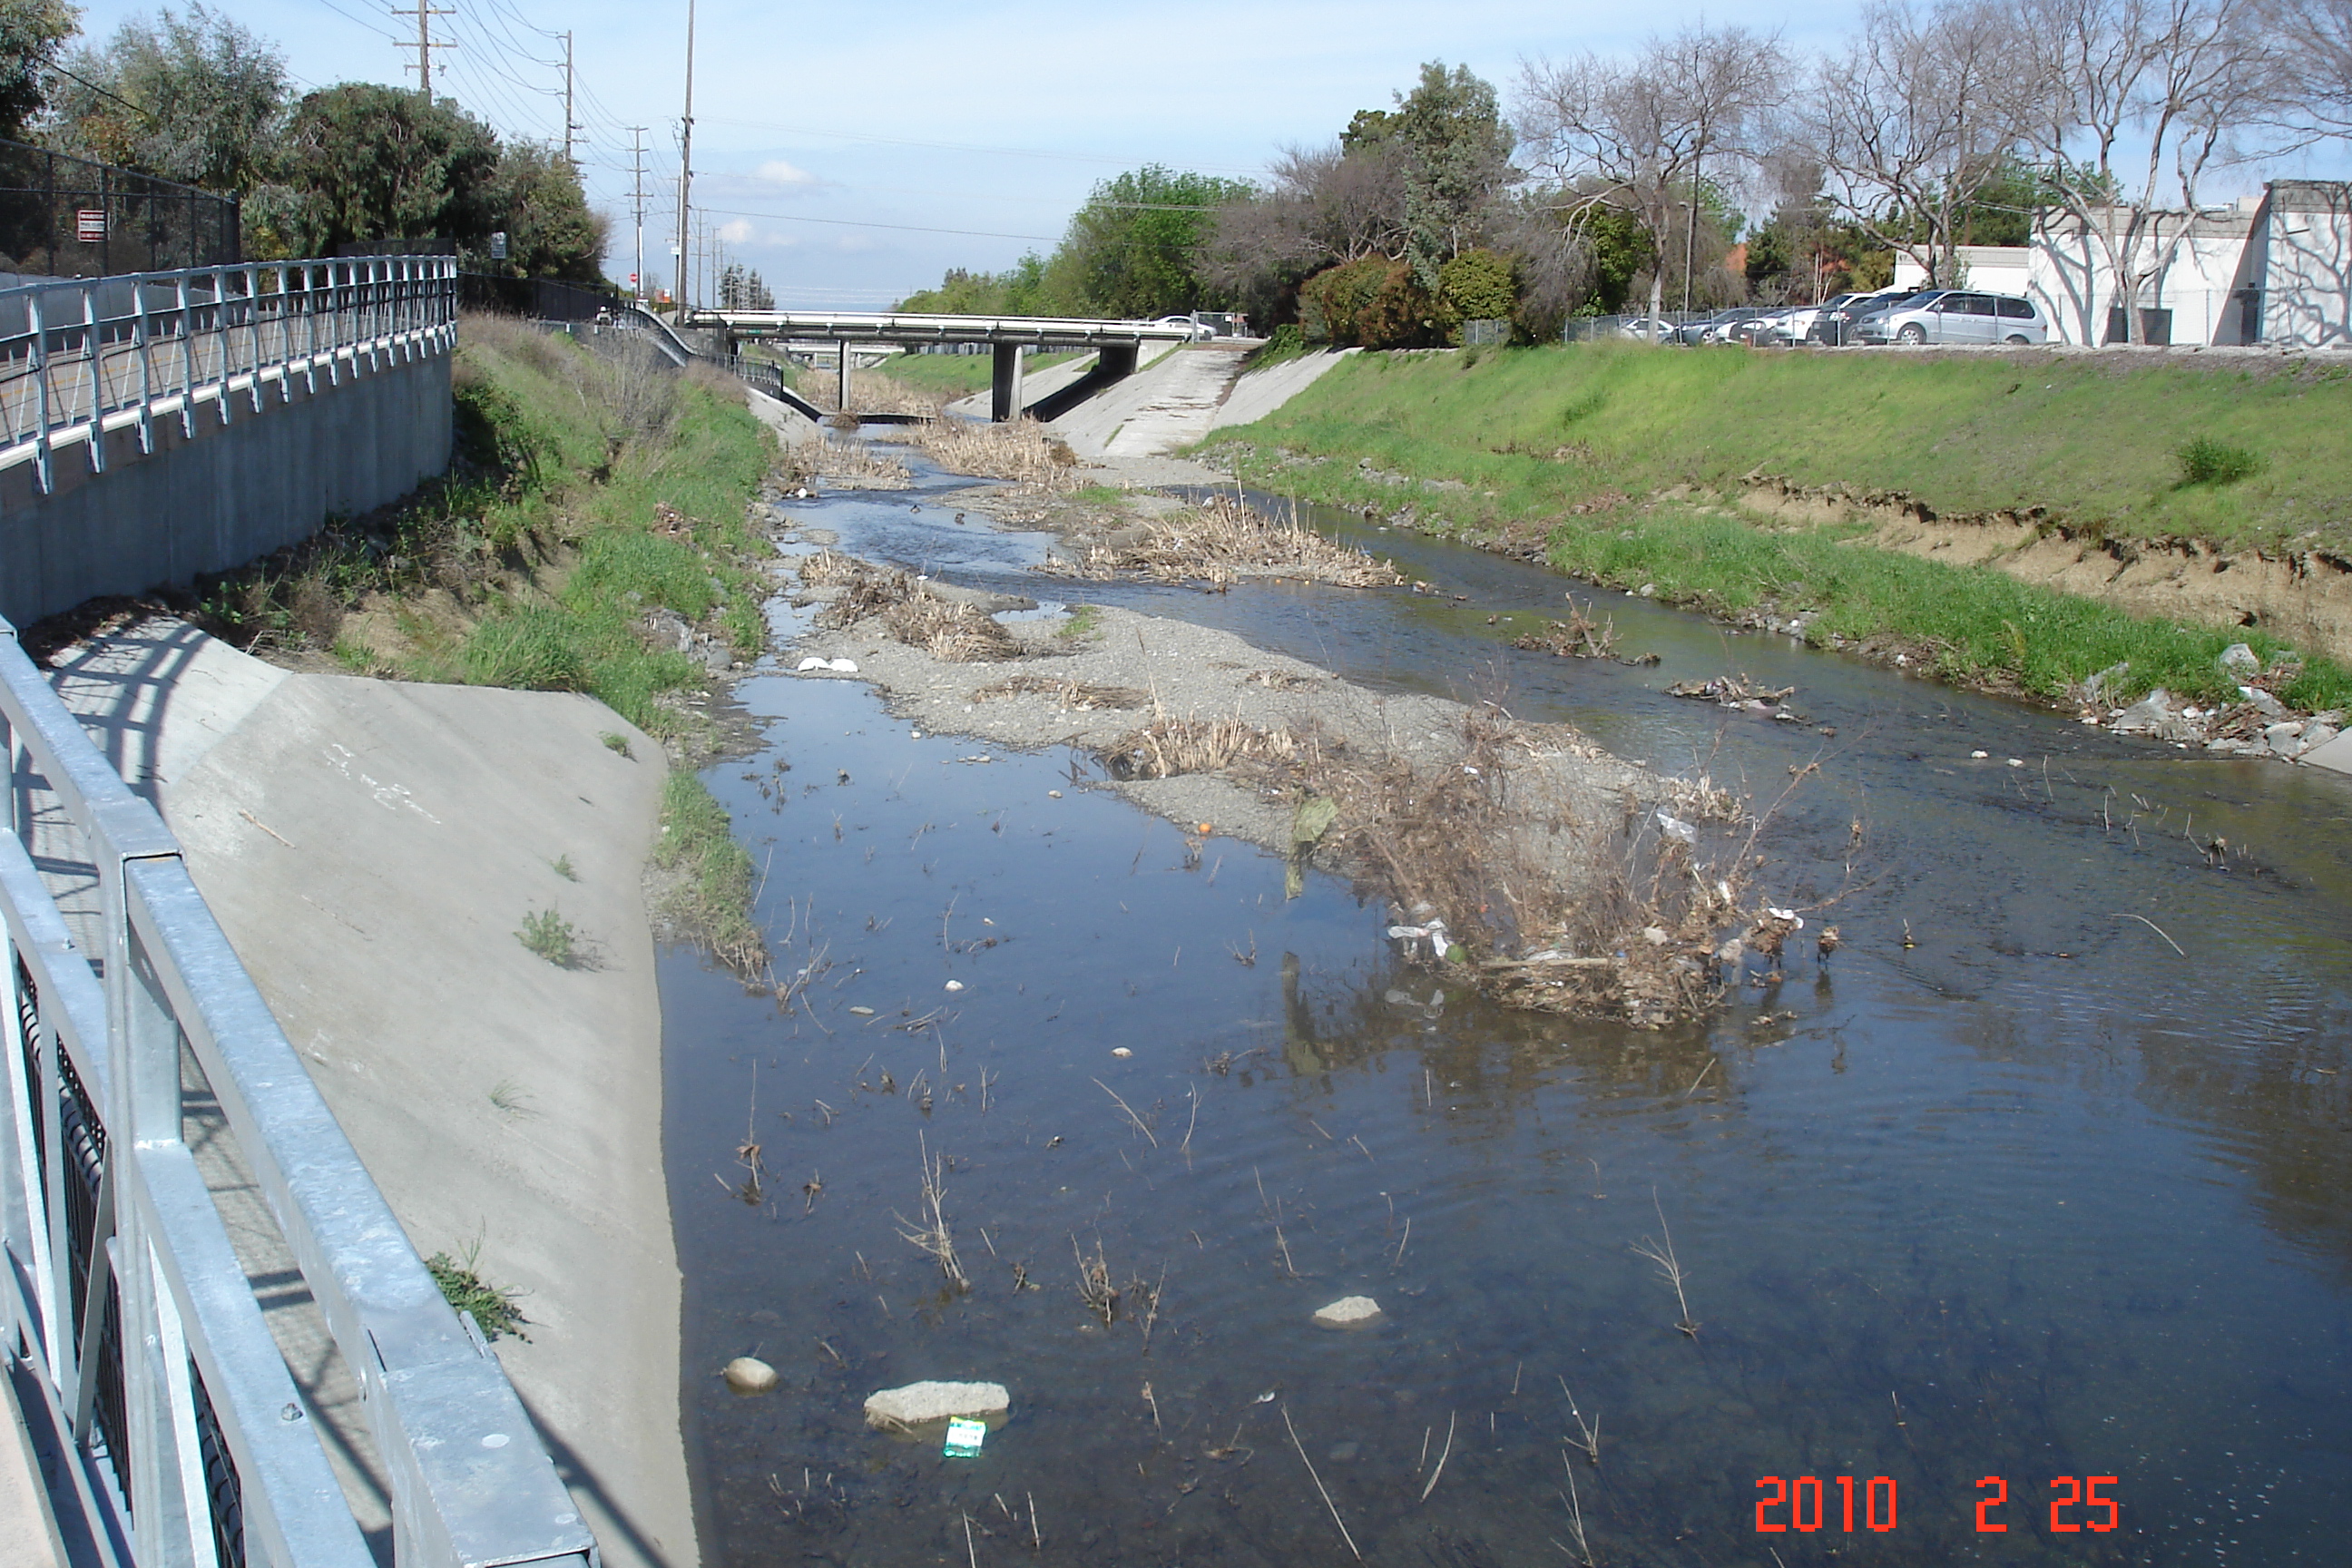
0,617 -> 595,1567
0,258 -> 458,498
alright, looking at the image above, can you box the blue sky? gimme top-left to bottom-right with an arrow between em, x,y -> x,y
67,0 -> 2347,306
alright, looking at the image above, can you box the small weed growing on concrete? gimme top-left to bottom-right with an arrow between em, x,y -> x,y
516,906 -> 581,966
426,1243 -> 529,1340
551,853 -> 578,881
488,1079 -> 535,1119
2177,436 -> 2261,487
599,730 -> 634,759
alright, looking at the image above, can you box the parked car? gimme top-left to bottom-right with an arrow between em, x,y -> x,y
1854,289 -> 2051,346
1664,309 -> 1750,346
1779,293 -> 1867,342
1150,314 -> 1214,340
1613,317 -> 1675,340
1808,290 -> 1924,344
1728,309 -> 1799,346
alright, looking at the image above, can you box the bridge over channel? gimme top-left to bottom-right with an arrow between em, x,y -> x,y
674,309 -> 1204,422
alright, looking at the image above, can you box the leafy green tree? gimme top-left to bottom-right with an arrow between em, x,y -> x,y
895,252 -> 1069,315
476,140 -> 604,279
1390,62 -> 1514,287
0,0 -> 76,142
47,5 -> 287,193
1054,164 -> 1254,317
270,83 -> 498,255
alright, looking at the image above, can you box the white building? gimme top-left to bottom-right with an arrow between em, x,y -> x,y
1885,181 -> 2352,349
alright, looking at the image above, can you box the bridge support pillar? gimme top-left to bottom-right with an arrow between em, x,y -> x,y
990,342 -> 1026,423
838,343 -> 854,411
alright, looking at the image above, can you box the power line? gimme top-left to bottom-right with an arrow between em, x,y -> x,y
692,205 -> 1059,242
700,114 -> 1265,175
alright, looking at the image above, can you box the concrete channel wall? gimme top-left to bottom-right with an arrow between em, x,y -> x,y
42,618 -> 696,1568
0,348 -> 452,628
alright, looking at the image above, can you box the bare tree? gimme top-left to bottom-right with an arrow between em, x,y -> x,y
2277,0 -> 2352,134
1516,24 -> 1788,339
2005,0 -> 2303,341
1801,0 -> 2030,288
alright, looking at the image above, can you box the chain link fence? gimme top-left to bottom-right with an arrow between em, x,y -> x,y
0,139 -> 240,279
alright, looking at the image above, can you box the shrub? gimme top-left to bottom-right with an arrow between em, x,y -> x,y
1299,258 -> 1393,346
1438,249 -> 1518,330
2176,436 -> 2260,486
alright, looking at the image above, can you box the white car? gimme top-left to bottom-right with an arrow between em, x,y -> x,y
1151,314 -> 1214,340
1855,290 -> 2053,346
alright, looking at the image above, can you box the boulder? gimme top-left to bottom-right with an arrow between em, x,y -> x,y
1312,1296 -> 1384,1328
2218,642 -> 2260,678
2111,690 -> 2174,733
864,1380 -> 1012,1430
722,1357 -> 779,1396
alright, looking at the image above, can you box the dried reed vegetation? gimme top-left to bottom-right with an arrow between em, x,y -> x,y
806,558 -> 1020,662
1098,713 -> 1310,782
1038,494 -> 1404,591
812,436 -> 913,489
910,416 -> 1080,489
972,674 -> 1148,710
845,367 -> 943,416
1094,701 -> 1754,1025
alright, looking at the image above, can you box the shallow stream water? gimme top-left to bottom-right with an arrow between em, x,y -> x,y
659,458 -> 2352,1565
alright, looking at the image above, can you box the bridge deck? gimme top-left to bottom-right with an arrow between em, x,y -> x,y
678,309 -> 1200,349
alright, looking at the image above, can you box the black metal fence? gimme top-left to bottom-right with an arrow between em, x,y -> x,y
461,273 -> 622,322
0,139 -> 240,279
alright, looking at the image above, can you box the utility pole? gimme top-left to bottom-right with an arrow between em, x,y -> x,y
562,32 -> 580,168
392,0 -> 454,103
674,0 -> 696,314
629,126 -> 647,306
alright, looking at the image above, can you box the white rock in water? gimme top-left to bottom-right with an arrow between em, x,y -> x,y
1312,1296 -> 1384,1328
864,1380 -> 1011,1430
723,1357 -> 779,1395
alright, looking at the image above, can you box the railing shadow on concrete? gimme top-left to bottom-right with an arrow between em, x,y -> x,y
0,614 -> 597,1568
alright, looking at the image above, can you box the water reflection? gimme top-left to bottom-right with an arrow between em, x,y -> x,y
662,462 -> 2352,1565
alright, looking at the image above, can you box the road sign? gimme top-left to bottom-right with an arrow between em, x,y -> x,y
75,208 -> 105,243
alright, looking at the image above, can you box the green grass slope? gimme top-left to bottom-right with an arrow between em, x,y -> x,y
1204,344 -> 2352,712
1215,342 -> 2352,553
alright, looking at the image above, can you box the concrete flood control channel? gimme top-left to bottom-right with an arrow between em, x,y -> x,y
663,454 -> 2352,1564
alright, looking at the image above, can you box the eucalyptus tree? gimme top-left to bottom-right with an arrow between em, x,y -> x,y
0,0 -> 78,142
1514,23 -> 1789,338
45,4 -> 289,193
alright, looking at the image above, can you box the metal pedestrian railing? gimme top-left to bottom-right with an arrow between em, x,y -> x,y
0,618 -> 597,1567
0,258 -> 459,497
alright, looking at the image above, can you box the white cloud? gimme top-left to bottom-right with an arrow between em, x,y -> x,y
718,219 -> 757,244
753,159 -> 822,189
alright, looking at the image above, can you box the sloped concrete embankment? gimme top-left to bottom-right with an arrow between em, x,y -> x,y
44,618 -> 694,1568
936,346 -> 1355,466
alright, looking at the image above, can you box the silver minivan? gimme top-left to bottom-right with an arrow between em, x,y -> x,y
1856,289 -> 2050,345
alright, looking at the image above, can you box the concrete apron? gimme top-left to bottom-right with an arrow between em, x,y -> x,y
36,618 -> 693,1568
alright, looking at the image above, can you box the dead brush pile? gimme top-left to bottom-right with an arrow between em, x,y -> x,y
1092,701 -> 1752,1026
912,417 -> 1078,489
1039,494 -> 1405,591
1309,712 -> 1753,1027
1513,600 -> 1620,659
807,559 -> 1019,662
